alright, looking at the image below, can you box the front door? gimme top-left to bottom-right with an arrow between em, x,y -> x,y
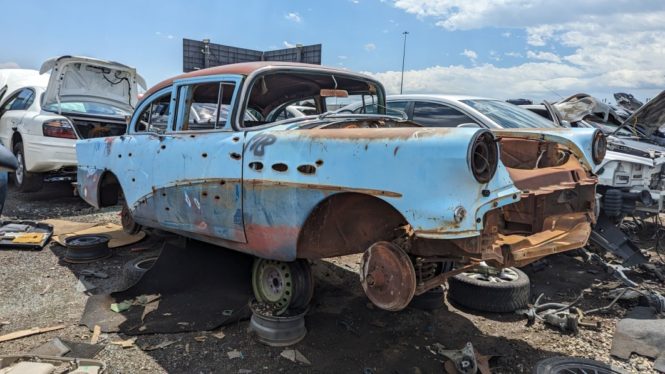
148,76 -> 246,243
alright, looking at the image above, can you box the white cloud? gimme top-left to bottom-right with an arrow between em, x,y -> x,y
167,35 -> 174,40
283,41 -> 296,48
461,49 -> 477,61
338,55 -> 348,60
385,1 -> 665,100
285,12 -> 302,23
526,50 -> 561,63
364,43 -> 377,51
0,62 -> 20,69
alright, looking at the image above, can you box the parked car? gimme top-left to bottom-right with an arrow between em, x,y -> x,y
522,93 -> 665,265
77,62 -> 603,314
0,56 -> 146,192
0,69 -> 47,106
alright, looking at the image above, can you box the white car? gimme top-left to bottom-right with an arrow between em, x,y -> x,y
0,56 -> 146,192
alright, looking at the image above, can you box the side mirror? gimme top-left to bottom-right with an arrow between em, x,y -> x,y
560,120 -> 572,128
457,123 -> 480,128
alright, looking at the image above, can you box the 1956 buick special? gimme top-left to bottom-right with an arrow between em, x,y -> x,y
77,62 -> 603,313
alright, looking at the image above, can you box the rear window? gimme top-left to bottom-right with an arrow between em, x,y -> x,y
461,99 -> 557,128
43,101 -> 129,116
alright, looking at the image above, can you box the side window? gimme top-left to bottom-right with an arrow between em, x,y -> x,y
412,102 -> 477,127
177,81 -> 237,131
10,89 -> 35,111
135,93 -> 171,134
386,101 -> 409,118
0,90 -> 26,118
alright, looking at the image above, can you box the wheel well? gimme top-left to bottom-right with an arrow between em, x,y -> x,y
98,171 -> 121,207
296,192 -> 408,259
11,132 -> 22,150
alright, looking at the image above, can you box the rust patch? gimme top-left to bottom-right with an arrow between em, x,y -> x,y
360,241 -> 416,311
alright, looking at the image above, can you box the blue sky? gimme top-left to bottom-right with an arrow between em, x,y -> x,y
2,1 -> 663,102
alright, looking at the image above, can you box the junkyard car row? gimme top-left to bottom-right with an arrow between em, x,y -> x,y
1,57 -> 664,373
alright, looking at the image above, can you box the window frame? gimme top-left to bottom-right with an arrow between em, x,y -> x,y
129,87 -> 174,135
172,75 -> 242,133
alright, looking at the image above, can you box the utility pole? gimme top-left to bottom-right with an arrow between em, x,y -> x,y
400,31 -> 409,94
202,39 -> 211,68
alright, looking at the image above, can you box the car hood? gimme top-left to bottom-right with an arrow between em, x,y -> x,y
613,90 -> 665,138
40,56 -> 146,112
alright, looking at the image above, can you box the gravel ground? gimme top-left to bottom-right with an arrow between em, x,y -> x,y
0,182 -> 664,373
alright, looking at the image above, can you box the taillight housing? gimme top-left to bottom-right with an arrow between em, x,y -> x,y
43,119 -> 77,139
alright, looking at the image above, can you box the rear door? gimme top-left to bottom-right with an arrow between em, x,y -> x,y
0,88 -> 35,149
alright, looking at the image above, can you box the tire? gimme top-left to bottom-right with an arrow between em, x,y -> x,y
120,200 -> 142,235
252,258 -> 314,315
12,142 -> 43,192
410,285 -> 445,310
448,267 -> 530,313
122,255 -> 158,288
533,356 -> 622,374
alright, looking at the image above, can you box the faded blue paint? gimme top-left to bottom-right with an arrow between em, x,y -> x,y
76,68 -> 597,261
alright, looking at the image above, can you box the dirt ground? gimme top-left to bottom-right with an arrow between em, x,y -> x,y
0,182 -> 664,373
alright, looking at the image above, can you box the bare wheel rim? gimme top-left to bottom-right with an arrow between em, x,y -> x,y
462,267 -> 520,283
252,259 -> 294,315
15,152 -> 24,184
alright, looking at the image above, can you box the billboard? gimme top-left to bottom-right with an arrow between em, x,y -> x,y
183,39 -> 322,72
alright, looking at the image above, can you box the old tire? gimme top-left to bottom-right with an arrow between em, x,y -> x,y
533,356 -> 622,374
448,267 -> 530,313
123,255 -> 158,288
12,142 -> 43,192
252,259 -> 314,315
410,286 -> 445,310
120,200 -> 142,235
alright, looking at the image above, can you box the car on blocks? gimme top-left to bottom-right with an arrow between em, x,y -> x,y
76,62 -> 603,314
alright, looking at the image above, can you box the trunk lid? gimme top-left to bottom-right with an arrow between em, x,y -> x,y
40,56 -> 146,114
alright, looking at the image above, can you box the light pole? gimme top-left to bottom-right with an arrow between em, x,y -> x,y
400,31 -> 409,94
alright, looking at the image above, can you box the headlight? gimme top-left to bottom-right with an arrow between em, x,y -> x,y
468,130 -> 498,183
592,129 -> 607,164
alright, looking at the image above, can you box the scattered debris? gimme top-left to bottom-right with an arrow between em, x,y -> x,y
0,324 -> 65,343
141,299 -> 160,322
40,284 -> 51,295
90,325 -> 101,345
141,340 -> 176,351
80,270 -> 109,279
63,234 -> 111,264
0,221 -> 53,250
76,276 -> 96,293
227,349 -> 244,359
611,306 -> 665,372
194,336 -> 207,342
110,337 -> 136,349
212,330 -> 226,340
0,354 -> 105,374
29,337 -> 71,357
280,349 -> 311,365
337,317 -> 360,336
110,300 -> 132,313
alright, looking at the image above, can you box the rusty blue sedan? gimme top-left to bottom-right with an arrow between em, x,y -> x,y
77,62 -> 602,313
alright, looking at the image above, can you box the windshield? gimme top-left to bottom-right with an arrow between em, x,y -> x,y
462,99 -> 558,129
43,101 -> 129,116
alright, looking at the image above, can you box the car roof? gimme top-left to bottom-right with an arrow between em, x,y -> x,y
144,61 -> 363,98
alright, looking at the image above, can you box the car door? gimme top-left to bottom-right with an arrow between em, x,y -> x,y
149,76 -> 247,243
0,88 -> 35,149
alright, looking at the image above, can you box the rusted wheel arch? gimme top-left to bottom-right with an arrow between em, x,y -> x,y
98,171 -> 122,207
295,192 -> 409,259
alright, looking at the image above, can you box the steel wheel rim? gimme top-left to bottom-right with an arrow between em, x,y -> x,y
462,267 -> 519,283
252,259 -> 293,314
15,152 -> 23,184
